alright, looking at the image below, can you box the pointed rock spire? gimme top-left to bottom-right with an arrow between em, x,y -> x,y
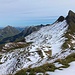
68,10 -> 75,16
66,10 -> 75,22
66,10 -> 75,33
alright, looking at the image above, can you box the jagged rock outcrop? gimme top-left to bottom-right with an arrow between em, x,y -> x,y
57,16 -> 65,22
62,10 -> 75,49
66,10 -> 75,33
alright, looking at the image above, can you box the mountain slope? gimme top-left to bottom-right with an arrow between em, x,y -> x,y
0,20 -> 68,74
0,26 -> 20,41
25,20 -> 68,56
0,25 -> 45,43
0,10 -> 75,75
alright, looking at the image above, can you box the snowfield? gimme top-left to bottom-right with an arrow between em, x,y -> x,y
0,20 -> 74,75
25,20 -> 68,56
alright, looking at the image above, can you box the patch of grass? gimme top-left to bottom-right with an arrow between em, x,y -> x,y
29,71 -> 35,75
4,42 -> 32,52
15,53 -> 75,75
44,50 -> 52,57
30,63 -> 57,72
66,53 -> 75,63
55,53 -> 75,69
0,44 -> 5,51
36,50 -> 44,58
15,63 -> 57,75
15,69 -> 27,75
62,31 -> 74,50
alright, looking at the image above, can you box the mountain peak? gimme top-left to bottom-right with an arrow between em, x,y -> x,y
5,25 -> 13,29
68,10 -> 75,17
66,10 -> 75,20
57,16 -> 65,22
66,10 -> 75,33
0,25 -> 20,41
3,25 -> 15,31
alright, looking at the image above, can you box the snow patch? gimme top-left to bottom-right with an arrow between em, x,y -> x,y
46,61 -> 75,75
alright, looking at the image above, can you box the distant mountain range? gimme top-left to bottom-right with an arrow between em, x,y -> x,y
0,24 -> 46,44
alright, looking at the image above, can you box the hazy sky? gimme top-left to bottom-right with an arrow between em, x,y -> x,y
0,0 -> 75,27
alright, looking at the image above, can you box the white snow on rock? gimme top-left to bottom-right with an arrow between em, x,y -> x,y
25,20 -> 68,56
0,20 -> 70,75
54,62 -> 63,67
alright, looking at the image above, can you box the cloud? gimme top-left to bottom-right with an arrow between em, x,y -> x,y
0,0 -> 75,26
0,0 -> 75,15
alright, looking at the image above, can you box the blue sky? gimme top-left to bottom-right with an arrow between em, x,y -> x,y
0,0 -> 75,27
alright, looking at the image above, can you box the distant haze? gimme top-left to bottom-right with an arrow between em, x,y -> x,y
0,0 -> 75,27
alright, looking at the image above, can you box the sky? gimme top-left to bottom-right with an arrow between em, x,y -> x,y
0,0 -> 75,27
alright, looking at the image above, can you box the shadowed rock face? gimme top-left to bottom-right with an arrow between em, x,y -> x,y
66,10 -> 75,33
57,16 -> 65,22
62,10 -> 75,50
